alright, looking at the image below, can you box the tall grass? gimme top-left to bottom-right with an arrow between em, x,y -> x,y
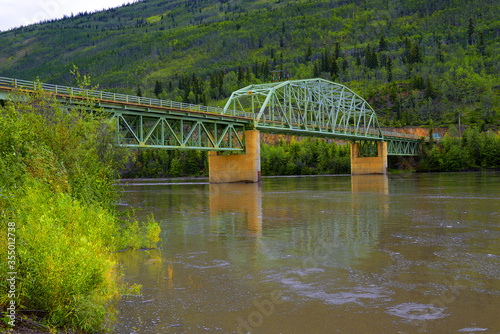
0,87 -> 161,331
3,181 -> 119,330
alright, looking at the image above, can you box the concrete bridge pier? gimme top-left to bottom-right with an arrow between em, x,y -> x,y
209,129 -> 261,183
350,141 -> 388,175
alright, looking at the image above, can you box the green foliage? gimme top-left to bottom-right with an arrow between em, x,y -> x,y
418,128 -> 500,172
261,139 -> 350,176
145,215 -> 162,249
123,149 -> 207,178
0,87 -> 121,209
0,88 -> 161,331
2,181 -> 119,331
115,215 -> 161,250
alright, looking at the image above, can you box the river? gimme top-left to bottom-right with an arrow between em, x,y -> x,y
114,172 -> 500,333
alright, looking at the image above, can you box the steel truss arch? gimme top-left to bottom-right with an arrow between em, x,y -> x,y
224,78 -> 384,141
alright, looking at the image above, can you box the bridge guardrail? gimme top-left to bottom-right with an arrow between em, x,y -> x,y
0,76 -> 253,119
382,131 -> 421,141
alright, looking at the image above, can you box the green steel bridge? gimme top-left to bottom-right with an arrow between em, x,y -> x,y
0,77 -> 420,156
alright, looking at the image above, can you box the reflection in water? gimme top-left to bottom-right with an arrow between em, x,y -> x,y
115,173 -> 500,333
351,174 -> 389,194
209,183 -> 262,235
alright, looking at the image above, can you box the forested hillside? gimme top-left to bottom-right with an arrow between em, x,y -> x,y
1,0 -> 499,128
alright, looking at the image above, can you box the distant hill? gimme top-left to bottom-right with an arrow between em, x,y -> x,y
1,0 -> 499,128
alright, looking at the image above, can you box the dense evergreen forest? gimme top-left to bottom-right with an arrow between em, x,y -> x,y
0,0 -> 499,129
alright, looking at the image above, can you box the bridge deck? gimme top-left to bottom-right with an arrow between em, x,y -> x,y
0,76 -> 421,155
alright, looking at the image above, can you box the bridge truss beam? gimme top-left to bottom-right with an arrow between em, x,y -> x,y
95,103 -> 249,151
112,112 -> 246,151
224,78 -> 384,141
386,137 -> 420,156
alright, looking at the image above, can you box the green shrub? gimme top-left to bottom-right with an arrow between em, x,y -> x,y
418,128 -> 500,172
115,215 -> 162,250
1,181 -> 119,331
260,139 -> 351,176
0,87 -> 161,332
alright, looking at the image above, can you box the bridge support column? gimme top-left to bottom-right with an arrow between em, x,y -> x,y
209,129 -> 261,183
350,141 -> 387,175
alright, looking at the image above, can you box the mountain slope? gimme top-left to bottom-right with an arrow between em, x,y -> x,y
0,0 -> 499,127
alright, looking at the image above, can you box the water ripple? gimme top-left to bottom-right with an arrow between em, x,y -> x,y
386,302 -> 448,321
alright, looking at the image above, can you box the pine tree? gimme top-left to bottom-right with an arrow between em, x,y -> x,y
246,66 -> 251,82
365,45 -> 378,69
136,84 -> 142,97
154,80 -> 163,98
305,43 -> 312,62
210,72 -> 217,90
313,61 -> 320,77
237,64 -> 244,84
386,57 -> 393,82
254,60 -> 260,77
334,42 -> 341,59
331,56 -> 339,79
425,76 -> 436,99
370,49 -> 378,68
217,70 -> 224,95
437,43 -> 444,62
342,58 -> 348,72
477,32 -> 485,56
379,34 -> 387,52
468,17 -> 475,45
365,45 -> 372,68
389,83 -> 397,104
409,43 -> 421,64
262,60 -> 270,79
321,48 -> 331,73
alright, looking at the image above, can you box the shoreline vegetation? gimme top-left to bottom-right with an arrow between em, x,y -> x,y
0,87 -> 161,332
121,127 -> 500,178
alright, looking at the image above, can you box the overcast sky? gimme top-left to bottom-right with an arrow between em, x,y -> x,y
0,0 -> 133,32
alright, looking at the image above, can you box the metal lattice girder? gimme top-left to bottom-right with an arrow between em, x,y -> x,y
224,78 -> 384,141
96,100 -> 249,151
113,110 -> 246,151
386,137 -> 420,156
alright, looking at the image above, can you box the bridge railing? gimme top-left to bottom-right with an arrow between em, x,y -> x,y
0,76 -> 253,119
382,130 -> 421,141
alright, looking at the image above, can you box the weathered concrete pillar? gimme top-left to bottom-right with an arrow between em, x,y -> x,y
350,141 -> 388,175
209,129 -> 261,183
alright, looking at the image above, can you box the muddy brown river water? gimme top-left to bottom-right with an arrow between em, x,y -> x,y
114,173 -> 500,333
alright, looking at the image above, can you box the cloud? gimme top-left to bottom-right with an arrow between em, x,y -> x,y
0,0 -> 132,32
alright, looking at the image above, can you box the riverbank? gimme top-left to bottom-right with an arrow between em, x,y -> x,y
120,128 -> 500,179
0,88 -> 160,333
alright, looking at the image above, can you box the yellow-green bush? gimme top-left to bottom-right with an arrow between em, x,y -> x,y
0,87 -> 161,331
115,215 -> 162,250
3,181 -> 119,331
